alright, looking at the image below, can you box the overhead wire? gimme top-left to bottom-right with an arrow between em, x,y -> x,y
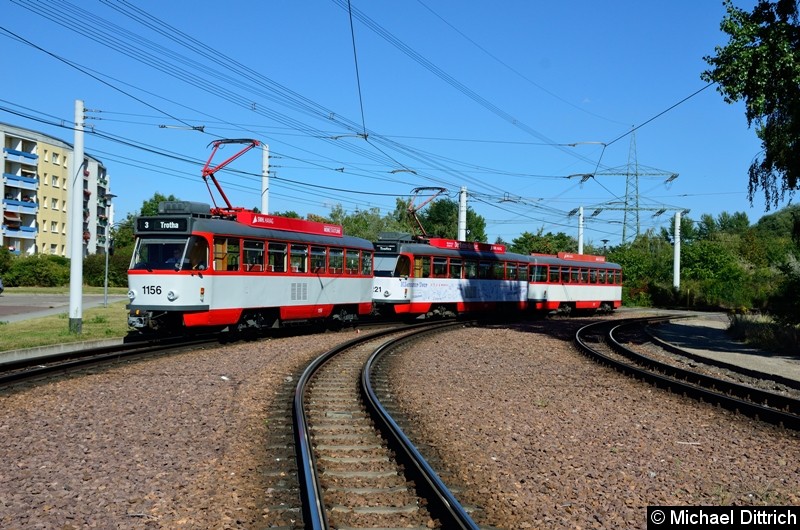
6,0 -> 708,241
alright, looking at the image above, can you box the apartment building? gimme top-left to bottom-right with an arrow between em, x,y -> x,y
1,122 -> 114,257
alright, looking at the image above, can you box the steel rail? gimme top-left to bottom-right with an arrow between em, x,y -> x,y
0,336 -> 218,386
361,321 -> 481,530
611,321 -> 800,415
292,320 -> 477,530
574,318 -> 800,430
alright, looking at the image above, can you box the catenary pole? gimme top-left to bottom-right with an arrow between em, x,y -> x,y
261,143 -> 269,213
457,187 -> 467,241
673,211 -> 681,290
68,99 -> 85,333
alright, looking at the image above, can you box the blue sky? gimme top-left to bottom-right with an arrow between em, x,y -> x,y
1,0 -> 781,247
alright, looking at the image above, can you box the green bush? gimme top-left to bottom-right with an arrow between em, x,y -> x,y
81,249 -> 132,288
3,254 -> 71,287
0,247 -> 13,274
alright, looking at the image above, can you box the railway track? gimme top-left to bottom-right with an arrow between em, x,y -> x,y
0,335 -> 219,387
293,320 -> 481,530
574,316 -> 800,430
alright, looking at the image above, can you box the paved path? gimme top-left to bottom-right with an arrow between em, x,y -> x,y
0,292 -> 129,323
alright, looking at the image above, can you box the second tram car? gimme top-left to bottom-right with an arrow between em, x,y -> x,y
372,234 -> 622,318
527,252 -> 622,314
127,201 -> 374,334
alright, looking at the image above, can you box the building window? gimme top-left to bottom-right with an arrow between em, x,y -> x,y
51,198 -> 58,209
52,153 -> 59,164
52,175 -> 59,187
51,244 -> 58,255
51,221 -> 58,233
42,196 -> 47,208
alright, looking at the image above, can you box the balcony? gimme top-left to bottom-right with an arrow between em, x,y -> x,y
3,147 -> 38,166
3,173 -> 39,191
1,224 -> 37,239
2,198 -> 38,215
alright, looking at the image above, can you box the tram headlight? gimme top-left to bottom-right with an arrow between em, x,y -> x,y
127,289 -> 136,301
167,290 -> 179,302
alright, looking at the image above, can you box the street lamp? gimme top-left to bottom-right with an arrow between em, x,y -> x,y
601,239 -> 609,255
103,193 -> 117,307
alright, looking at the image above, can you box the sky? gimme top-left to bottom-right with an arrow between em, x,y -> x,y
1,0 -> 786,247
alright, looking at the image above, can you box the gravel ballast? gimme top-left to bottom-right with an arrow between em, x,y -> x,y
1,318 -> 798,529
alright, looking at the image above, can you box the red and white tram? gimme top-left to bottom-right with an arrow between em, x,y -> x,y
372,234 -> 622,318
373,235 -> 534,318
127,201 -> 374,334
528,252 -> 622,314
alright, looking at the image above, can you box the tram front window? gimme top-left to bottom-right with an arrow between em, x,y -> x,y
131,238 -> 190,270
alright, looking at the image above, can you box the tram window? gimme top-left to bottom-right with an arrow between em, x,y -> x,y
243,239 -> 265,272
132,238 -> 190,271
291,244 -> 308,273
464,261 -> 478,279
187,236 -> 208,270
415,256 -> 431,278
329,248 -> 344,274
507,262 -> 517,280
345,249 -> 360,274
549,266 -> 560,283
518,263 -> 529,281
570,268 -> 579,283
361,252 -> 373,275
615,270 -> 622,284
214,237 -> 240,271
449,259 -> 462,279
394,255 -> 410,276
492,262 -> 505,279
598,269 -> 607,284
560,267 -> 570,283
580,268 -> 589,283
532,265 -> 547,282
476,262 -> 490,279
589,269 -> 598,283
268,242 -> 287,273
432,257 -> 448,278
310,246 -> 326,273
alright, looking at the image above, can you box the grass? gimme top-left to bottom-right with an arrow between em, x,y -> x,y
0,287 -> 130,352
728,313 -> 800,355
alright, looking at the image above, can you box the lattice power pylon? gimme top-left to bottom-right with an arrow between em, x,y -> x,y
593,132 -> 679,242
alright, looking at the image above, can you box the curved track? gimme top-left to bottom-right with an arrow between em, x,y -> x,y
294,321 -> 480,530
574,316 -> 800,430
0,335 -> 218,387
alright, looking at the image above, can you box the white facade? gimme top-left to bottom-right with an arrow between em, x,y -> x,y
1,122 -> 113,256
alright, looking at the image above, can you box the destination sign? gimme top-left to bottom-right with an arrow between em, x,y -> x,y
374,242 -> 399,253
136,217 -> 189,232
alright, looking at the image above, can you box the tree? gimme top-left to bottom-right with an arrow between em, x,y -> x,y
611,232 -> 675,306
272,210 -> 301,218
416,198 -> 487,242
659,214 -> 699,244
509,229 -> 577,255
139,192 -> 180,216
701,0 -> 800,210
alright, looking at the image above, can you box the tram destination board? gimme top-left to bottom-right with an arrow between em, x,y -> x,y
136,217 -> 189,233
